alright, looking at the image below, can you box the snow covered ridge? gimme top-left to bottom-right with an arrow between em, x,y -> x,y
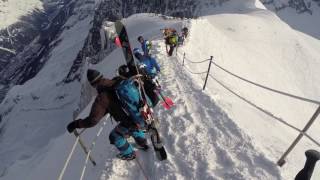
0,0 -> 96,177
261,0 -> 320,39
261,0 -> 320,13
0,0 -> 43,29
0,0 -> 96,103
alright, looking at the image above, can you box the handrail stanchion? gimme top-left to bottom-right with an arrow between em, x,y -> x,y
182,52 -> 186,66
203,56 -> 213,90
277,105 -> 320,167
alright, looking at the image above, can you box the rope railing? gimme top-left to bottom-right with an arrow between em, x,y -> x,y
184,66 -> 208,75
58,129 -> 86,180
184,57 -> 210,64
176,49 -> 320,167
79,115 -> 110,180
211,61 -> 320,105
57,116 -> 109,180
176,52 -> 209,75
208,74 -> 320,147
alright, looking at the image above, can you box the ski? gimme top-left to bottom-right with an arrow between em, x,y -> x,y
115,20 -> 167,161
148,121 -> 167,161
114,20 -> 137,75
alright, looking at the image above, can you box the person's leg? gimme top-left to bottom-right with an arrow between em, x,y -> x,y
109,124 -> 135,159
168,45 -> 174,56
131,128 -> 148,150
126,103 -> 146,128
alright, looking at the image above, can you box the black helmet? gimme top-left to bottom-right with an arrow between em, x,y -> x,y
87,69 -> 103,85
137,36 -> 144,42
118,65 -> 130,78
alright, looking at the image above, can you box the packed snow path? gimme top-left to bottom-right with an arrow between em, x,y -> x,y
100,40 -> 281,180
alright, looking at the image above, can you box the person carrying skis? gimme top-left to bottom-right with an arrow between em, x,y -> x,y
137,36 -> 152,56
163,28 -> 178,56
66,69 -> 149,160
133,47 -> 161,106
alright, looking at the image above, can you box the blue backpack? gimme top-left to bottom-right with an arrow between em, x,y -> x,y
115,78 -> 142,111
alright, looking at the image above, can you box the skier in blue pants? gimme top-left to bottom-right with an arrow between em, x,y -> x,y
66,68 -> 149,160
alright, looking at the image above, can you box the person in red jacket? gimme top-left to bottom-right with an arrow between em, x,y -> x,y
66,69 -> 148,160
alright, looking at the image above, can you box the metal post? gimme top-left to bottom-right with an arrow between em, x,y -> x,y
182,52 -> 186,66
277,105 -> 320,167
203,56 -> 213,90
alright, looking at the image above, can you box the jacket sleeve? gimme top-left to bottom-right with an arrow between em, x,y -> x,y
151,57 -> 160,72
142,41 -> 148,55
76,93 -> 110,128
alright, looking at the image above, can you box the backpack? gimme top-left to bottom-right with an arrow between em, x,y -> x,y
114,78 -> 142,112
114,77 -> 153,126
169,35 -> 178,45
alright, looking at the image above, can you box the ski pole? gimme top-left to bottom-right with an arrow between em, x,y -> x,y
73,130 -> 97,166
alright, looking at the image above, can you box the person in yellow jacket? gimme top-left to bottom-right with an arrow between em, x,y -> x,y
162,28 -> 178,56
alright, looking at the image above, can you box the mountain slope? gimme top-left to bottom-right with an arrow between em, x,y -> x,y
0,3 -> 95,177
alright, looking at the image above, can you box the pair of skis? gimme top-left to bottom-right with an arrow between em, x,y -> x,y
115,20 -> 169,161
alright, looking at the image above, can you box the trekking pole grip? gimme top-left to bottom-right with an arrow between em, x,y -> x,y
203,56 -> 213,90
295,149 -> 320,180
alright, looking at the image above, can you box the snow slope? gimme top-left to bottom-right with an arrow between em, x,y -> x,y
0,5 -> 95,178
178,1 -> 320,179
263,0 -> 320,40
0,0 -> 43,29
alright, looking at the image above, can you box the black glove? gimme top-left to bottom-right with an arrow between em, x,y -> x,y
66,121 -> 78,133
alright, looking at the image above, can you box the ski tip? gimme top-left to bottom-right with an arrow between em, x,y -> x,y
114,36 -> 122,47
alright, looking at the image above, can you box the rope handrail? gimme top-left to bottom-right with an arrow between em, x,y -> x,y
177,49 -> 320,105
57,115 -> 108,180
211,61 -> 320,105
184,57 -> 210,64
79,115 -> 110,180
208,74 -> 320,147
177,51 -> 210,64
176,49 -> 320,151
58,135 -> 80,180
58,129 -> 86,180
184,66 -> 208,75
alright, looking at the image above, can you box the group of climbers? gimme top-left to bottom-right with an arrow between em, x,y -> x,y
66,35 -> 163,160
66,24 -> 188,161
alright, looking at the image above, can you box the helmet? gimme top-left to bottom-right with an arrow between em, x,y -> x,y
137,36 -> 144,42
118,65 -> 130,77
87,69 -> 103,85
133,48 -> 143,60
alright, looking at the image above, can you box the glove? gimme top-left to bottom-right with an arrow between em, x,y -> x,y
66,121 -> 78,133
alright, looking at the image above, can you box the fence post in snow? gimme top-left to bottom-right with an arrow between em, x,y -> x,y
203,56 -> 213,90
277,105 -> 320,167
182,52 -> 186,66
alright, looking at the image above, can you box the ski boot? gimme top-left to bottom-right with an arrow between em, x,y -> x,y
116,152 -> 136,161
